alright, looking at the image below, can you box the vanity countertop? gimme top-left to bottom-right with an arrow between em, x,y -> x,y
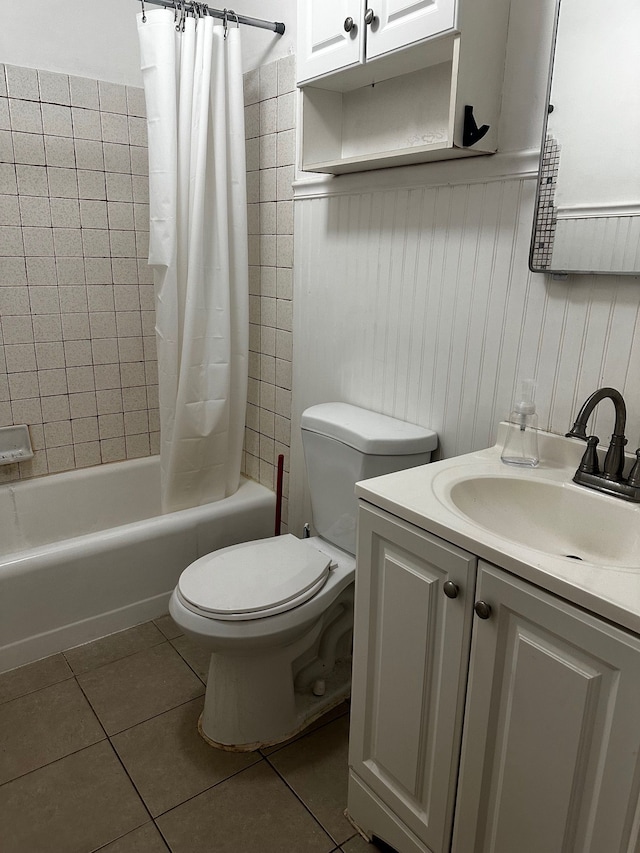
355,427 -> 640,635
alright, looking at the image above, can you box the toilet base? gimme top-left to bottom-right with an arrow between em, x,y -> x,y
197,659 -> 351,752
192,586 -> 354,752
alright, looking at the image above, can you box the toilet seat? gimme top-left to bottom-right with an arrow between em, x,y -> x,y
177,535 -> 333,622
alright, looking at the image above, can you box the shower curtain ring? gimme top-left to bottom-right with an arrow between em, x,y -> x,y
223,9 -> 237,38
141,0 -> 146,22
176,0 -> 186,31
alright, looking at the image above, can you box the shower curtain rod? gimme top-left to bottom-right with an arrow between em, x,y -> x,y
138,0 -> 285,34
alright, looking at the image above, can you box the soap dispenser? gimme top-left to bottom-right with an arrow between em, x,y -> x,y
501,379 -> 539,467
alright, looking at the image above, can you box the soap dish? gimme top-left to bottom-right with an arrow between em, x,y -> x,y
0,424 -> 34,465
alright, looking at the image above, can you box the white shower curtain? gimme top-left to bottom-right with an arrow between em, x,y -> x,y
137,10 -> 248,513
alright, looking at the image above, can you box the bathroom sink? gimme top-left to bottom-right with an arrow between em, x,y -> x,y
446,475 -> 640,568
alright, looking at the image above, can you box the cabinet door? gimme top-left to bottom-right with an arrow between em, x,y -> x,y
297,0 -> 366,84
349,503 -> 476,852
453,562 -> 640,853
365,0 -> 457,61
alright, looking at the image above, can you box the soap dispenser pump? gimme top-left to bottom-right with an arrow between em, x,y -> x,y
501,379 -> 539,467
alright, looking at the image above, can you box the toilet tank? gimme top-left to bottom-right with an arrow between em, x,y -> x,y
301,403 -> 438,555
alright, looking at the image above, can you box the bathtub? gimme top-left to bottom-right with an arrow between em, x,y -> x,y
0,457 -> 276,673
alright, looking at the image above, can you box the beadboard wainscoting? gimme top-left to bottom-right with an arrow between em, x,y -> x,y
289,171 -> 640,536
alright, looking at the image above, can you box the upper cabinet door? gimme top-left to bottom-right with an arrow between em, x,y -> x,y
365,0 -> 457,61
297,0 -> 366,84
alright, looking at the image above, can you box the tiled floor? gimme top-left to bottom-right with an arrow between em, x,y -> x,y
0,617 -> 387,853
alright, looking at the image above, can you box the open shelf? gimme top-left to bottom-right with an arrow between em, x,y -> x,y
301,39 -> 478,174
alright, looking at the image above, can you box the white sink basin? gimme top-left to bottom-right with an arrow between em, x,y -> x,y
447,476 -> 640,568
355,427 -> 640,633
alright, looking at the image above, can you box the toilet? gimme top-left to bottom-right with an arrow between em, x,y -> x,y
169,402 -> 438,751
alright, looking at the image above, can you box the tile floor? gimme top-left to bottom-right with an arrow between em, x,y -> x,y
0,616 -> 389,853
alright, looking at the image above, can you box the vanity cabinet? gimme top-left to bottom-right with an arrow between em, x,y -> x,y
348,503 -> 640,853
348,503 -> 476,853
453,562 -> 640,853
296,0 -> 510,174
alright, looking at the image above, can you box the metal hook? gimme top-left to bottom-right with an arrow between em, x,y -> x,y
190,2 -> 204,24
175,0 -> 186,31
141,0 -> 147,23
223,9 -> 238,38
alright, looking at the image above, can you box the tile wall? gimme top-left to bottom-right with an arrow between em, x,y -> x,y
242,55 -> 296,532
0,63 -> 156,484
0,56 -> 295,514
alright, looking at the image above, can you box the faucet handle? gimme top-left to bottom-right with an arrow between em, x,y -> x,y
577,435 -> 600,475
627,450 -> 640,487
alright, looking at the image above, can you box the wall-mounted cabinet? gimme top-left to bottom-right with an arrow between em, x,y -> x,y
296,0 -> 511,174
297,0 -> 457,84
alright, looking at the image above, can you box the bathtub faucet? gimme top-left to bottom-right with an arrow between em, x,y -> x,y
566,387 -> 640,502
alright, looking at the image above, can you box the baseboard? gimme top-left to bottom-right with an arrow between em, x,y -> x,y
0,591 -> 172,674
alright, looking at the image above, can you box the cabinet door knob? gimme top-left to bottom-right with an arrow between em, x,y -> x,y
344,16 -> 356,32
443,581 -> 459,599
364,8 -> 375,24
474,600 -> 492,620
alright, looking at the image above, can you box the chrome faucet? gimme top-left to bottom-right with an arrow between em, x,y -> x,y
566,387 -> 640,502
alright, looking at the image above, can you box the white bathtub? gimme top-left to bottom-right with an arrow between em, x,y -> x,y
0,457 -> 276,673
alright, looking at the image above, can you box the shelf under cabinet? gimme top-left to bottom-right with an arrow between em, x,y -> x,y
304,143 -> 487,175
300,34 -> 495,175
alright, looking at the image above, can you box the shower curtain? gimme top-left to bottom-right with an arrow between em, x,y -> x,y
137,9 -> 248,513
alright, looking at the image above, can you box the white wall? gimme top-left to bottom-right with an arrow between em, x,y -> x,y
236,0 -> 296,72
288,0 -> 640,537
0,0 -> 143,85
0,0 -> 295,82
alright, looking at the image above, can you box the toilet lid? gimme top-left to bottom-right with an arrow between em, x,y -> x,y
177,534 -> 333,619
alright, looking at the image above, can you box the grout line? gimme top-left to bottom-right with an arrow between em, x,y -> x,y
63,624 -> 175,678
151,820 -> 174,853
167,637 -> 207,686
0,733 -> 107,791
0,669 -> 75,708
150,756 -> 266,821
102,692 -> 203,738
263,752 -> 342,848
259,702 -> 350,757
90,821 -> 169,853
106,728 -> 156,819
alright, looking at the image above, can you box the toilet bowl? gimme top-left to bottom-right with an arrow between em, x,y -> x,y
170,403 -> 438,751
170,535 -> 355,751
